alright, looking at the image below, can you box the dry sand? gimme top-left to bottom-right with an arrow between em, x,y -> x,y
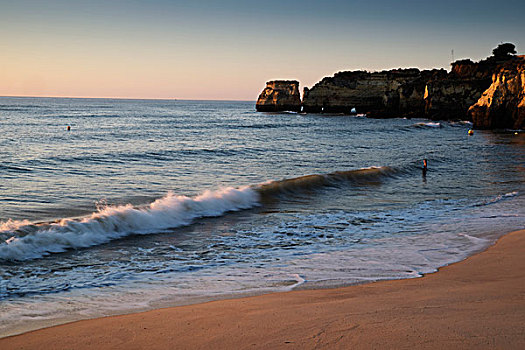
1,229 -> 524,349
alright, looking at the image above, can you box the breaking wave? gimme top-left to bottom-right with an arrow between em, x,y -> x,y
0,166 -> 395,261
0,187 -> 259,261
413,122 -> 442,128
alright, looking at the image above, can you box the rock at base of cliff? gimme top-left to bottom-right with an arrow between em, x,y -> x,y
256,80 -> 301,112
468,57 -> 525,129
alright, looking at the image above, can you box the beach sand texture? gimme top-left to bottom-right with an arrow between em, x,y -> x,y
2,229 -> 524,350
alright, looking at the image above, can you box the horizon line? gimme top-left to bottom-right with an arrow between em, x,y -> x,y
0,95 -> 255,102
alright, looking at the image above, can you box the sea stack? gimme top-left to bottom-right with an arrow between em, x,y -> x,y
468,56 -> 525,129
256,80 -> 301,112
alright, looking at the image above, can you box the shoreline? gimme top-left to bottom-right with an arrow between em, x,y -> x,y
0,227 -> 495,339
2,229 -> 524,349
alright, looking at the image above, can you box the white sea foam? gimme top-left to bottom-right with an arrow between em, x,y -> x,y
0,219 -> 32,232
0,166 -> 395,261
414,122 -> 442,128
474,191 -> 519,207
0,187 -> 260,261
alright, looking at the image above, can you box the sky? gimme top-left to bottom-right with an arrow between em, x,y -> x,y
1,0 -> 524,100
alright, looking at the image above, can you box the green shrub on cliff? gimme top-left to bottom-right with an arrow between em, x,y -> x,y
492,43 -> 517,59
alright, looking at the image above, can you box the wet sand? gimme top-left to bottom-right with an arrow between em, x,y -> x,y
2,229 -> 524,349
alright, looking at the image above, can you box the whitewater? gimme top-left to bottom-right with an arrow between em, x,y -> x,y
0,167 -> 396,261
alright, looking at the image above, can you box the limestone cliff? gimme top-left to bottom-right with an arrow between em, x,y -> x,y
300,54 -> 519,122
255,44 -> 523,129
423,59 -> 502,120
468,57 -> 525,129
302,69 -> 446,117
256,80 -> 301,112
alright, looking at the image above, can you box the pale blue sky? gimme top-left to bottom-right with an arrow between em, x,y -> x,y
1,0 -> 523,99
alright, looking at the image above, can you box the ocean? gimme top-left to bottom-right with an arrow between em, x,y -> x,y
0,97 -> 523,336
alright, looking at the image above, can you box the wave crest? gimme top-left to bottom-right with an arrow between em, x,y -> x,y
255,166 -> 395,198
0,167 -> 396,261
0,187 -> 259,261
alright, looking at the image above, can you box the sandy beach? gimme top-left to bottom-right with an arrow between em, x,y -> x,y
1,229 -> 523,349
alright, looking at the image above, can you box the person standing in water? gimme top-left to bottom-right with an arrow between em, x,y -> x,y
422,159 -> 427,177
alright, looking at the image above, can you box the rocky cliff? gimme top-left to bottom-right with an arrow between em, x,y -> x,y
255,44 -> 523,129
256,80 -> 301,112
299,58 -> 508,120
302,69 -> 446,117
423,58 -> 505,120
468,57 -> 525,129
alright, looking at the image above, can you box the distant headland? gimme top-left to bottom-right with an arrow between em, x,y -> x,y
256,43 -> 524,130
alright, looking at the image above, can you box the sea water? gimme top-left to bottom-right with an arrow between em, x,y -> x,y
0,97 -> 523,336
